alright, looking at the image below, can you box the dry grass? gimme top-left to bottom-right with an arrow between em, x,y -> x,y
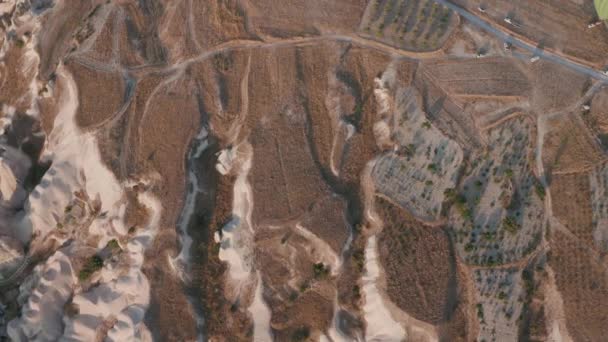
37,0 -> 101,80
376,196 -> 459,325
530,60 -> 590,114
543,114 -> 604,175
66,60 -> 125,129
245,0 -> 366,38
550,173 -> 595,247
422,57 -> 531,98
549,230 -> 608,341
82,6 -> 115,63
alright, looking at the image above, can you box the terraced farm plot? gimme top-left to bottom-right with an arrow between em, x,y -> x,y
413,67 -> 483,150
421,57 -> 531,98
359,0 -> 458,52
372,87 -> 463,221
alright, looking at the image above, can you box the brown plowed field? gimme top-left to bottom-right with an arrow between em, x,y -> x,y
376,196 -> 460,325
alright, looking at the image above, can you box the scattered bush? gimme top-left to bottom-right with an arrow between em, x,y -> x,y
502,217 -> 520,235
476,303 -> 485,320
79,255 -> 103,281
352,250 -> 365,271
313,263 -> 330,279
106,239 -> 120,250
292,326 -> 311,342
534,181 -> 546,200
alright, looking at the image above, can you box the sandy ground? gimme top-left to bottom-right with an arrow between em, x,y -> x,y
7,61 -> 159,341
361,235 -> 406,341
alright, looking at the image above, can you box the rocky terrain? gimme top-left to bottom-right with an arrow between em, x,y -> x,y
0,0 -> 607,342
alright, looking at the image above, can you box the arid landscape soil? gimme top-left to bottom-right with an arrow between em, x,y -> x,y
1,0 -> 608,341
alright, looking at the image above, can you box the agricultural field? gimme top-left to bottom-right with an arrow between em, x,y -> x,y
413,67 -> 483,150
371,87 -> 463,221
473,268 -> 526,341
589,163 -> 608,251
549,230 -> 608,341
449,117 -> 545,266
542,113 -> 604,175
421,57 -> 531,99
376,196 -> 458,326
588,87 -> 608,149
551,173 -> 595,247
359,0 -> 458,51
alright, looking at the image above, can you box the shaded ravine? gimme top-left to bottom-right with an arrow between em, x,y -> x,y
171,88 -> 241,340
172,121 -> 213,341
295,47 -> 369,339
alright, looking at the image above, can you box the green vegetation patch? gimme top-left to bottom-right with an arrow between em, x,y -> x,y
313,262 -> 330,279
79,255 -> 104,281
595,0 -> 608,20
106,239 -> 121,250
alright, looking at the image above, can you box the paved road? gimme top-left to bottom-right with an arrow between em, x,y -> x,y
434,0 -> 608,83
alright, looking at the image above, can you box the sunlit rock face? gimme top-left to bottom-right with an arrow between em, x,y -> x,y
0,234 -> 24,277
0,145 -> 30,210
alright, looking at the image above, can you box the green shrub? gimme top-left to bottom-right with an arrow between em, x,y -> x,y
292,326 -> 310,342
106,239 -> 120,250
79,255 -> 103,281
352,250 -> 365,271
534,181 -> 546,200
313,263 -> 330,279
502,217 -> 520,235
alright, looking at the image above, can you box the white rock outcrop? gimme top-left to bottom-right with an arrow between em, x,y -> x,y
0,145 -> 31,210
0,234 -> 25,278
